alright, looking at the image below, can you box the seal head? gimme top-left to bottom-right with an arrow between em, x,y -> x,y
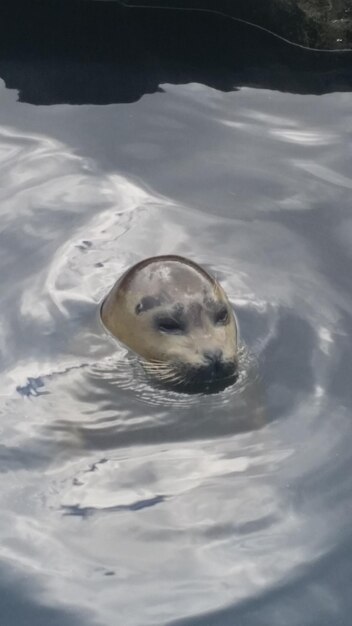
101,255 -> 238,392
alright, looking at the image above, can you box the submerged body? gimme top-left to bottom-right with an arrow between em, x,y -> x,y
101,255 -> 238,392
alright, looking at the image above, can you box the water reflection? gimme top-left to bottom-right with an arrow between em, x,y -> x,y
0,65 -> 351,626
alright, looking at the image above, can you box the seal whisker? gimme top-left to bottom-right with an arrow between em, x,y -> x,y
143,362 -> 168,370
142,363 -> 180,382
155,370 -> 181,382
142,359 -> 170,369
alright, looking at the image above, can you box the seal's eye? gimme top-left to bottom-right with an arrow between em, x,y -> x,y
157,318 -> 184,334
214,306 -> 229,325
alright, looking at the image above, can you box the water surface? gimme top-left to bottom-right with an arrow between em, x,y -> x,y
0,10 -> 352,626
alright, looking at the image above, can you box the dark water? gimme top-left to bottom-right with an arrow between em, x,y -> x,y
1,3 -> 352,626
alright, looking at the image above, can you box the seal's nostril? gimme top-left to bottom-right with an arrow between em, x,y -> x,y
203,349 -> 223,363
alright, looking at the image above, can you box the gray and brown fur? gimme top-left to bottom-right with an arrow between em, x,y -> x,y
101,255 -> 238,389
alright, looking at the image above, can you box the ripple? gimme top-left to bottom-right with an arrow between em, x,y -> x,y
0,83 -> 351,626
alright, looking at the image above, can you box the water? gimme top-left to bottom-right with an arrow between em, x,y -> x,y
1,5 -> 352,626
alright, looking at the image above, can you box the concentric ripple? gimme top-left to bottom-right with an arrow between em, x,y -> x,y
0,76 -> 351,626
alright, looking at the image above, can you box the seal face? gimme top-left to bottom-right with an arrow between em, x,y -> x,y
101,255 -> 238,392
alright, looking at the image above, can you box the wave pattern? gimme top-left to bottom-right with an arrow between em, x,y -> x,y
0,79 -> 351,626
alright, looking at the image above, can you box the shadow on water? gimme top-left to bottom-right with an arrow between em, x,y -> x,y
0,0 -> 352,105
0,567 -> 93,626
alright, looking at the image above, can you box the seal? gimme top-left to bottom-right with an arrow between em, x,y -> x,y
101,255 -> 238,392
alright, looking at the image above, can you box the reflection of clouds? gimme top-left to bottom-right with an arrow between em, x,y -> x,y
0,119 -> 342,432
213,87 -> 349,216
0,124 -> 176,393
0,434 -> 303,623
293,161 -> 352,188
0,84 -> 351,625
318,326 -> 334,355
271,129 -> 336,145
57,443 -> 293,509
232,108 -> 299,128
2,412 -> 350,626
220,107 -> 338,148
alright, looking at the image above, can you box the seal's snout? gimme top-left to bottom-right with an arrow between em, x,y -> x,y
200,349 -> 237,384
203,349 -> 223,365
183,355 -> 237,393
